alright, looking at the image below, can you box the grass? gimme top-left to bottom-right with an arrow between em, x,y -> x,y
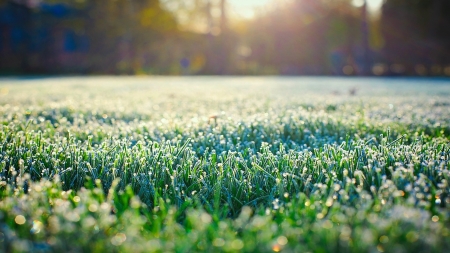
0,76 -> 449,252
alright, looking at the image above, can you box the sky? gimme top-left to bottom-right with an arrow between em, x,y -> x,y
229,0 -> 385,19
352,0 -> 384,12
228,0 -> 272,19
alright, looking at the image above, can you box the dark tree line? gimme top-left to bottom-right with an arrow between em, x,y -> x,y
380,0 -> 450,75
1,0 -> 449,75
241,0 -> 450,75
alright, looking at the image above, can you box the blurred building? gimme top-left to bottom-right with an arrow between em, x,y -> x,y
0,0 -> 89,74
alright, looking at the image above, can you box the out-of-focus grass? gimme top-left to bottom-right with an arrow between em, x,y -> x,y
0,77 -> 449,252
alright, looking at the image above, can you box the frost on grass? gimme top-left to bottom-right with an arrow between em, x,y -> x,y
0,77 -> 449,252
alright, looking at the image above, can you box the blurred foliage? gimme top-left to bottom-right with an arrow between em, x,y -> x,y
239,0 -> 450,75
0,0 -> 449,75
81,0 -> 178,73
380,0 -> 450,74
242,0 -> 362,75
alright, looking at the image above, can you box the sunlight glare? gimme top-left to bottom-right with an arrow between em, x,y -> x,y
352,0 -> 384,12
229,0 -> 272,19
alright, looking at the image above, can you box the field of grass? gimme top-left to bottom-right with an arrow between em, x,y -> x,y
0,77 -> 449,252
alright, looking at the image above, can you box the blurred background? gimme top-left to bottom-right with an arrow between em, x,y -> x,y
0,0 -> 449,76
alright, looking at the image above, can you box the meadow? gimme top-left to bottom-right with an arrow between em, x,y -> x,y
0,76 -> 449,252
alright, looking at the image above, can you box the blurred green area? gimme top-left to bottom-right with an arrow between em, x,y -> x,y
0,0 -> 449,76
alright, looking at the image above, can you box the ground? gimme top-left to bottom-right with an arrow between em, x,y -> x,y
0,76 -> 449,252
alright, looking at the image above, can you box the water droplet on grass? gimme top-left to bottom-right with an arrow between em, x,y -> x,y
15,215 -> 26,225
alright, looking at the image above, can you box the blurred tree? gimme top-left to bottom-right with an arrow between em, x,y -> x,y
3,0 -> 448,75
161,0 -> 235,74
0,0 -> 180,74
380,0 -> 450,75
244,0 -> 361,75
81,0 -> 177,73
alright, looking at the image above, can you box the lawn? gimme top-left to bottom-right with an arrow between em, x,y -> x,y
0,76 -> 449,252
